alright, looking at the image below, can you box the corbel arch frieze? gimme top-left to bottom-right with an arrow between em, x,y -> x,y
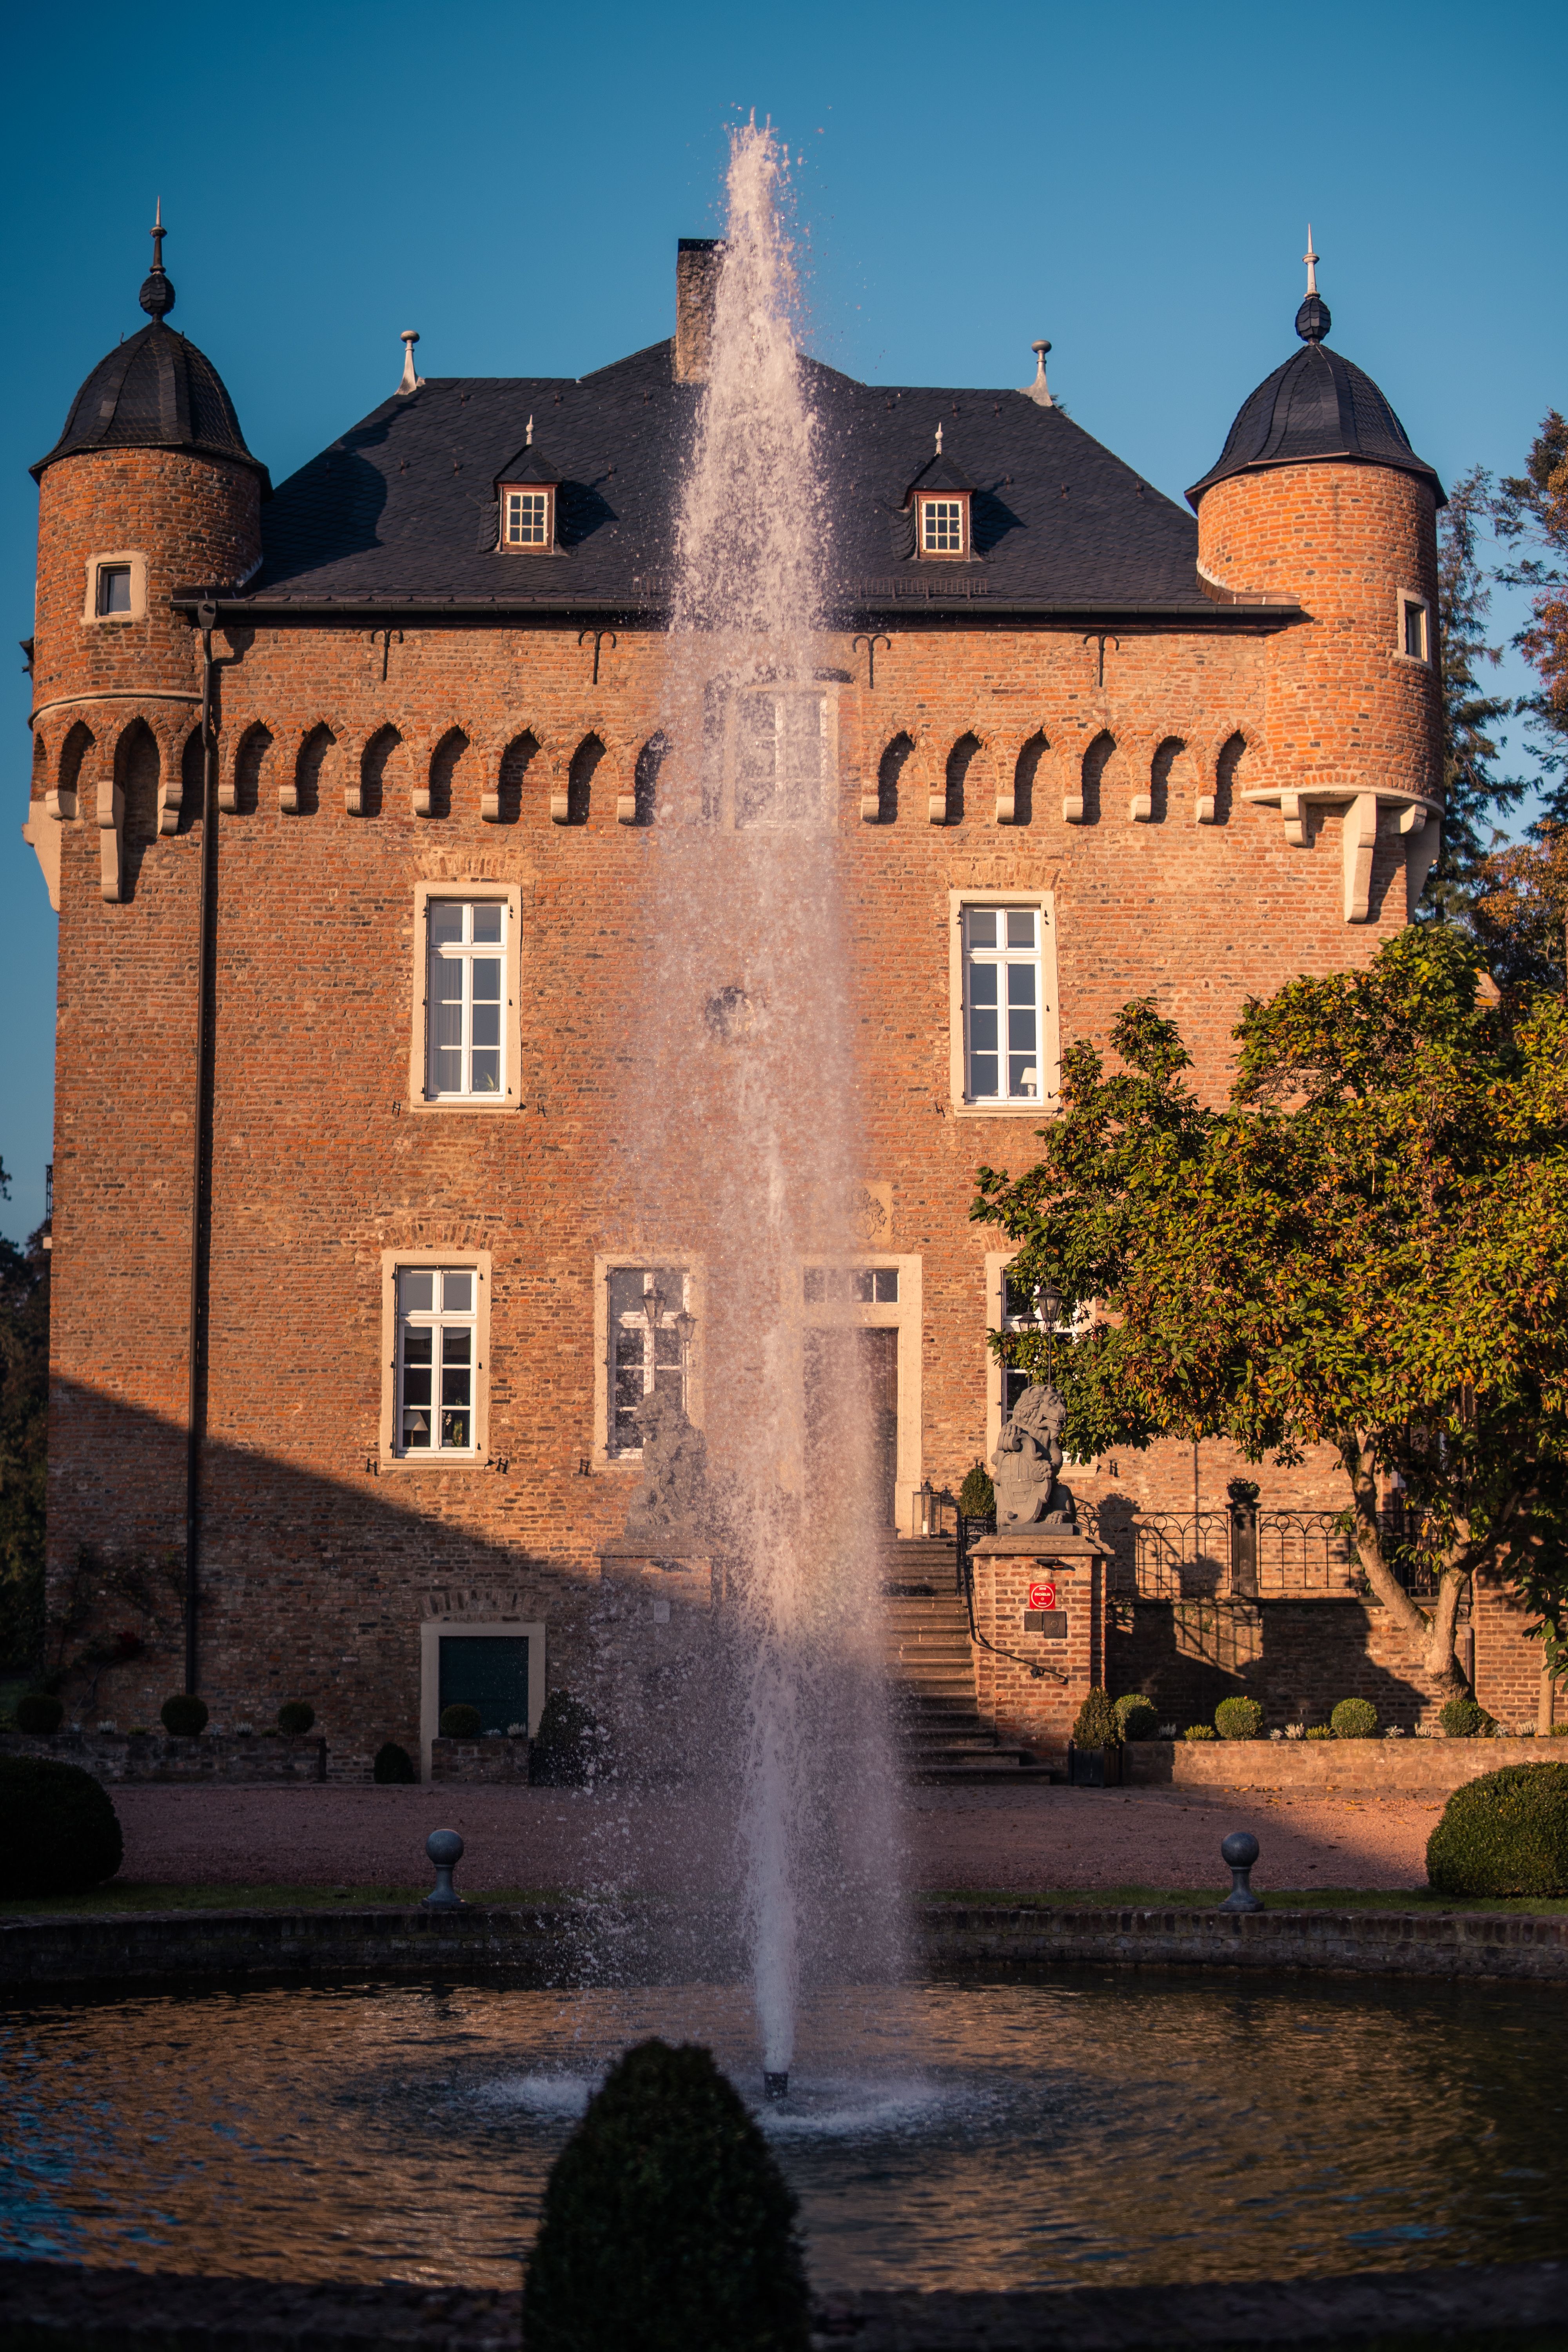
281,717 -> 345,816
154,712 -> 204,837
575,719 -> 635,824
1067,726 -> 1119,827
49,718 -> 96,822
1195,724 -> 1256,827
486,724 -> 546,824
860,722 -> 919,823
995,724 -> 1053,825
414,721 -> 482,820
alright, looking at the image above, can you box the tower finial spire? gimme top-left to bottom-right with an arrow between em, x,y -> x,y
138,200 -> 176,323
1294,226 -> 1330,345
1304,224 -> 1319,297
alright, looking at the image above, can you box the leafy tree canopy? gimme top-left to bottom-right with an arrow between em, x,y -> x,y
1495,410 -> 1568,818
971,929 -> 1568,1692
1474,822 -> 1568,991
1425,465 -> 1524,920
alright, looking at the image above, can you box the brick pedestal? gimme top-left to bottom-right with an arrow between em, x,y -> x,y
967,1528 -> 1112,1762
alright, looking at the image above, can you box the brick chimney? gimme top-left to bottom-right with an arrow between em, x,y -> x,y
674,238 -> 723,384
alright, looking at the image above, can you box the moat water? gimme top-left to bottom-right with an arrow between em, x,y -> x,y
5,1969 -> 1565,2290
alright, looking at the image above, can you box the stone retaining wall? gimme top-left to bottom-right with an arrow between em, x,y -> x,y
0,1729 -> 327,1784
1123,1733 -> 1565,1793
429,1734 -> 530,1783
5,1898 -> 1567,1991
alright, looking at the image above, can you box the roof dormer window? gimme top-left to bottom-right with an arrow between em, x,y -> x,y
919,495 -> 967,557
503,488 -> 552,548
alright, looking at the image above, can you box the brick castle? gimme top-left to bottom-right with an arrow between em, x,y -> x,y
24,219 -> 1543,1771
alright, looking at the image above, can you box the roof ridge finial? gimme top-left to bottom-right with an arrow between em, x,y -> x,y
398,330 -> 423,396
526,414 -> 534,446
935,420 -> 943,455
1020,337 -> 1055,407
138,200 -> 176,323
1304,225 -> 1319,298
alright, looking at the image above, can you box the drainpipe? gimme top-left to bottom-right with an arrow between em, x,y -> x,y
184,601 -> 220,1694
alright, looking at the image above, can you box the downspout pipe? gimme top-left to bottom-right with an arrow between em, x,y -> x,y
184,601 -> 220,1694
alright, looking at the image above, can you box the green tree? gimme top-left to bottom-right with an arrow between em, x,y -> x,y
1423,465 -> 1524,921
1495,411 -> 1568,819
1474,822 -> 1568,991
971,929 -> 1568,1694
0,1167 -> 49,1674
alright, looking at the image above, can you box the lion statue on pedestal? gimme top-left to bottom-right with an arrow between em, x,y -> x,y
991,1382 -> 1076,1529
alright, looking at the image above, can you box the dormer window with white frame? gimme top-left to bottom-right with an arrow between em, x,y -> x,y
1398,592 -> 1430,663
918,494 -> 969,558
503,486 -> 554,549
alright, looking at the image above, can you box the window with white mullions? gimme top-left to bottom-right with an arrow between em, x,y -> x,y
1001,1268 -> 1043,1418
427,901 -> 506,1098
920,498 -> 965,554
735,690 -> 826,826
505,490 -> 549,546
397,1268 -> 478,1454
802,1267 -> 899,1304
964,906 -> 1044,1102
609,1267 -> 691,1454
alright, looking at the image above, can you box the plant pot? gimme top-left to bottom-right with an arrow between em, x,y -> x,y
1068,1741 -> 1123,1788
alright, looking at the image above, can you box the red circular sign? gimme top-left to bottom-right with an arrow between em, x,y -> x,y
1028,1582 -> 1057,1612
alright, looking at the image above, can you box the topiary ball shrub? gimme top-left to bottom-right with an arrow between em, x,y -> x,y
958,1460 -> 995,1518
1331,1697 -> 1378,1740
439,1703 -> 483,1740
1440,1696 -> 1494,1740
531,1690 -> 607,1787
15,1693 -> 64,1736
276,1700 -> 315,1737
373,1741 -> 417,1784
160,1693 -> 209,1738
1114,1693 -> 1158,1741
1426,1763 -> 1568,1897
523,2038 -> 810,2352
1183,1724 -> 1217,1742
1214,1697 -> 1264,1741
1071,1687 -> 1119,1750
0,1757 -> 124,1898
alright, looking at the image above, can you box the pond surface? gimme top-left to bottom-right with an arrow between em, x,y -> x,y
4,1967 -> 1565,2292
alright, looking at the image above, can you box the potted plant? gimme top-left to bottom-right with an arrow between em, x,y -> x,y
1068,1687 -> 1122,1787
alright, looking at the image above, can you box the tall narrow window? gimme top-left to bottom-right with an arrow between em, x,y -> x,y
396,1267 -> 478,1454
735,691 -> 826,826
1401,596 -> 1430,662
964,906 -> 1043,1102
504,490 -> 550,547
426,901 -> 506,1098
96,564 -> 132,615
608,1267 -> 691,1454
1000,1269 -> 1043,1419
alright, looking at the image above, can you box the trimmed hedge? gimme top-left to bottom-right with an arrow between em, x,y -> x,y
0,1756 -> 123,1898
373,1741 -> 417,1784
958,1461 -> 995,1517
15,1693 -> 63,1735
276,1700 -> 315,1736
523,2038 -> 810,2352
1071,1688 -> 1119,1750
1113,1693 -> 1158,1741
1331,1697 -> 1378,1740
531,1691 -> 606,1787
1214,1696 -> 1263,1741
160,1693 -> 209,1738
1440,1695 -> 1494,1739
439,1704 -> 482,1740
1426,1763 -> 1568,1897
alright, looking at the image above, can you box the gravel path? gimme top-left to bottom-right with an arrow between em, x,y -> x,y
112,1782 -> 1439,1896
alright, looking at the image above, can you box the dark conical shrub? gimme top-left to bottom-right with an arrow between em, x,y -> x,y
1072,1686 -> 1119,1749
958,1460 -> 995,1517
523,2039 -> 811,2352
0,1757 -> 124,1898
160,1693 -> 208,1738
1427,1763 -> 1568,1896
373,1741 -> 417,1784
276,1700 -> 315,1736
530,1690 -> 605,1787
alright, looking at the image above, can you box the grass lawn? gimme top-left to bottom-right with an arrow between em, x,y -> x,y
5,1882 -> 1568,1920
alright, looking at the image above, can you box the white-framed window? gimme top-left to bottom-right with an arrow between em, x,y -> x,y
608,1266 -> 692,1455
426,900 -> 506,1098
1399,593 -> 1430,663
81,549 -> 147,625
949,891 -> 1060,1115
395,1265 -> 479,1455
803,1267 -> 899,1304
918,495 -> 967,556
999,1267 -> 1040,1422
735,689 -> 828,826
503,488 -> 552,548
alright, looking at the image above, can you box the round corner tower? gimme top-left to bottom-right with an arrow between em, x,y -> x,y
1186,259 -> 1444,923
28,218 -> 267,895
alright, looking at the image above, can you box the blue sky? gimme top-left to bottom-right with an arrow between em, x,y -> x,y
1,0 -> 1559,1243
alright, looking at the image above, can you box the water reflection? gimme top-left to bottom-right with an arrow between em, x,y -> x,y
2,1968 -> 1564,2291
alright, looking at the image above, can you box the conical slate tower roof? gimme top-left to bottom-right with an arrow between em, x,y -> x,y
32,214 -> 267,488
1187,263 -> 1443,510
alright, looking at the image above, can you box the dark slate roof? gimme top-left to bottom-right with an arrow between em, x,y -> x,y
234,340 -> 1250,619
495,438 -> 562,487
32,319 -> 269,488
1187,338 -> 1444,509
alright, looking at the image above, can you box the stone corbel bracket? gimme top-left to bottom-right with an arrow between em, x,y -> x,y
1241,786 -> 1442,922
97,761 -> 125,902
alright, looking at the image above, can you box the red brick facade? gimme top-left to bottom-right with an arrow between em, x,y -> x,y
28,281 -> 1536,1773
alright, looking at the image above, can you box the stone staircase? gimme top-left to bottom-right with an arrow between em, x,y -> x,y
879,1540 -> 1043,1781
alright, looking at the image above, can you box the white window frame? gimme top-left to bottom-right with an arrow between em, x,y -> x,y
949,890 -> 1061,1115
82,549 -> 147,625
592,1255 -> 705,1466
501,485 -> 554,550
918,495 -> 968,558
799,1254 -> 924,1534
379,1249 -> 492,1467
419,1618 -> 545,1782
982,1251 -> 1083,1466
723,684 -> 837,828
408,883 -> 522,1112
1397,590 -> 1431,664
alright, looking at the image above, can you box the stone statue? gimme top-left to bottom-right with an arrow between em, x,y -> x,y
991,1382 -> 1076,1529
623,1388 -> 711,1546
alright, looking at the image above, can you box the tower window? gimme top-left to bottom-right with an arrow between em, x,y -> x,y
395,1266 -> 479,1454
502,488 -> 552,548
82,551 -> 146,624
96,565 -> 132,615
1399,595 -> 1430,662
919,496 -> 967,556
